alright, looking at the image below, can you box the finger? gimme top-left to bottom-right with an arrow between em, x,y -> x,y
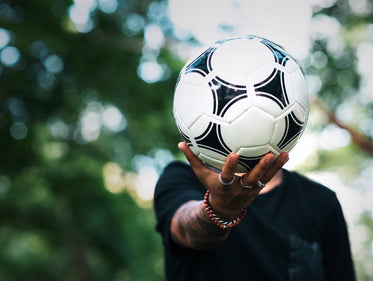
261,152 -> 289,183
241,153 -> 275,186
178,142 -> 209,173
220,153 -> 239,184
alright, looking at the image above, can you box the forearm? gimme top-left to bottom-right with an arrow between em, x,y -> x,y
170,200 -> 231,250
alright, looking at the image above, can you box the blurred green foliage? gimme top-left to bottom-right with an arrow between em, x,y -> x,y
0,0 -> 372,280
0,0 -> 173,280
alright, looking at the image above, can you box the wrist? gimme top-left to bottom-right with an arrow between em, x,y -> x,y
204,190 -> 247,229
208,191 -> 243,219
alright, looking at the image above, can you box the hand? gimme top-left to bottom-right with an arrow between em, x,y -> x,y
178,142 -> 289,218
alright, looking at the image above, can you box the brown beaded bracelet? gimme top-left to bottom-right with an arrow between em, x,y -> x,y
203,190 -> 247,229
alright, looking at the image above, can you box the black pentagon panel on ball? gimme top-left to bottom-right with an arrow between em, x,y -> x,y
195,122 -> 231,157
261,39 -> 292,66
185,47 -> 216,77
175,71 -> 182,88
209,76 -> 247,116
246,35 -> 261,40
177,126 -> 192,146
277,111 -> 305,150
215,37 -> 241,45
254,69 -> 289,109
238,154 -> 266,171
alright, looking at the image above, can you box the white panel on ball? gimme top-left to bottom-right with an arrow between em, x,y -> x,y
212,40 -> 274,85
291,103 -> 307,124
174,74 -> 214,128
249,62 -> 279,85
271,117 -> 287,147
294,71 -> 309,111
220,97 -> 251,123
174,111 -> 190,135
237,144 -> 278,157
189,114 -> 218,139
217,120 -> 240,152
284,69 -> 309,110
283,59 -> 298,73
227,107 -> 274,147
252,95 -> 284,117
198,152 -> 226,171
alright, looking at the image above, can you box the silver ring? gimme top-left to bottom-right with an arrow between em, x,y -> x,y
240,177 -> 266,189
218,174 -> 235,186
256,180 -> 266,189
240,177 -> 254,189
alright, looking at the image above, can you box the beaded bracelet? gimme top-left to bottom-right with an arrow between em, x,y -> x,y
203,190 -> 247,229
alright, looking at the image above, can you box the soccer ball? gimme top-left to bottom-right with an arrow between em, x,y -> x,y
173,36 -> 309,173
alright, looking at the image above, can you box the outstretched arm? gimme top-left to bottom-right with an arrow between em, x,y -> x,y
171,200 -> 230,250
170,142 -> 289,250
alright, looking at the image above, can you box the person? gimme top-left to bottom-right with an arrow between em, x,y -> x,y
154,141 -> 356,281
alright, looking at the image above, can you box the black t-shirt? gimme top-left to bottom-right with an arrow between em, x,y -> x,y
154,161 -> 356,281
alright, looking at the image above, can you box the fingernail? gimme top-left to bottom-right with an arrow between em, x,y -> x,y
226,156 -> 237,168
266,155 -> 275,164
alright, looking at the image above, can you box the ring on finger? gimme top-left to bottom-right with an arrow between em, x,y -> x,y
239,177 -> 254,189
240,177 -> 266,189
256,180 -> 266,189
218,173 -> 235,186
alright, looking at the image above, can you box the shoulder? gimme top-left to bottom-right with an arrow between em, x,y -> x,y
161,160 -> 193,174
155,160 -> 204,199
285,170 -> 336,196
157,161 -> 197,185
283,169 -> 339,207
283,170 -> 346,233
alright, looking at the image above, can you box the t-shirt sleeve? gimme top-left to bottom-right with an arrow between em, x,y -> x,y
321,193 -> 356,281
154,161 -> 205,248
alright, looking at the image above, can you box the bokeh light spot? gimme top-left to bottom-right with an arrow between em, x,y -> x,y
10,122 -> 28,140
0,28 -> 11,49
102,106 -> 127,132
98,0 -> 118,14
0,46 -> 20,67
44,55 -> 64,73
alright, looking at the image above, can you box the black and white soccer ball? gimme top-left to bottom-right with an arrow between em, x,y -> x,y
173,36 -> 309,173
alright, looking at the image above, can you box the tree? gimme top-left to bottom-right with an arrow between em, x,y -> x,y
0,0 -> 175,280
303,1 -> 373,279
